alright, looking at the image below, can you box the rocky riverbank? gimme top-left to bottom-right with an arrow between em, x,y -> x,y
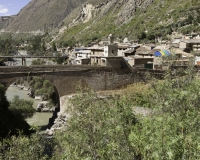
10,84 -> 56,113
36,101 -> 55,112
45,94 -> 73,135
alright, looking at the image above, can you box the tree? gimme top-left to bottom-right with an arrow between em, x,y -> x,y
0,86 -> 33,138
9,95 -> 35,119
52,53 -> 64,64
52,42 -> 57,51
42,41 -> 46,51
31,58 -> 46,65
0,131 -> 49,159
0,84 -> 9,109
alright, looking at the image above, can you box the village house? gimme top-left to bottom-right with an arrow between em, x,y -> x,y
179,39 -> 200,53
72,47 -> 91,65
90,34 -> 118,66
123,48 -> 135,57
153,48 -> 194,70
119,44 -> 155,69
117,44 -> 140,57
89,45 -> 104,65
70,32 -> 200,69
134,46 -> 154,58
124,56 -> 154,69
171,38 -> 181,48
117,44 -> 130,56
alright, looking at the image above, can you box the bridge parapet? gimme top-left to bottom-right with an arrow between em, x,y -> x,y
0,65 -> 118,73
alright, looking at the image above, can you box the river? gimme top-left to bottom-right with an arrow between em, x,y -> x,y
6,86 -> 53,127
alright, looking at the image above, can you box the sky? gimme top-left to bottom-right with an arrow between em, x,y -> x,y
0,0 -> 31,16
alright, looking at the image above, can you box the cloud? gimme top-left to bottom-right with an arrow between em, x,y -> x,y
0,5 -> 8,14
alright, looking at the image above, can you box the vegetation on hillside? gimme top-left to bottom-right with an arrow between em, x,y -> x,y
1,0 -> 200,47
57,0 -> 200,46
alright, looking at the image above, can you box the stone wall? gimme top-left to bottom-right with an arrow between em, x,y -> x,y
0,64 -> 166,96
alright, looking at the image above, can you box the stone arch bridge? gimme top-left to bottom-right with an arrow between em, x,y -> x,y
0,64 -> 139,98
0,60 -> 165,111
0,64 -> 165,96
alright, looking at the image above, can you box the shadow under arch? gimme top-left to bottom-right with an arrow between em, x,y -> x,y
4,75 -> 61,130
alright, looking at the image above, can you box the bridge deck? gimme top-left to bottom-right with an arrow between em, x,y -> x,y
0,65 -> 115,73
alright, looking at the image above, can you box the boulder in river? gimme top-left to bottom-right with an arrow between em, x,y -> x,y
36,101 -> 55,112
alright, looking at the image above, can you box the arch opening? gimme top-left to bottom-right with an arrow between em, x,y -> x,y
5,76 -> 60,130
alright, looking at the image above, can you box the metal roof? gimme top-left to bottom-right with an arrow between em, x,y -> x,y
76,50 -> 91,54
124,49 -> 135,54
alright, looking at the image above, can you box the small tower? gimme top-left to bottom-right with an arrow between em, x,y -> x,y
108,34 -> 114,45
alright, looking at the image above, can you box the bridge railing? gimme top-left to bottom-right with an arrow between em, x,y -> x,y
0,50 -> 68,59
27,50 -> 57,56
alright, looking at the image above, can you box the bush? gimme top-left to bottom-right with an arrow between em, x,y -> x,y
129,67 -> 200,159
31,59 -> 46,65
0,132 -> 49,159
53,88 -> 138,159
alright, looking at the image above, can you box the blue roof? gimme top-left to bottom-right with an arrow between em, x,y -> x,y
154,50 -> 171,57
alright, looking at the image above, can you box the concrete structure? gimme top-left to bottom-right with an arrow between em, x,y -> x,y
90,35 -> 118,66
74,58 -> 90,65
103,44 -> 118,57
75,50 -> 91,59
89,46 -> 104,56
126,57 -> 154,69
117,45 -> 130,56
180,39 -> 200,52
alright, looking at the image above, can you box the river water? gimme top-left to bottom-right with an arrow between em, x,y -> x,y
6,86 -> 53,126
6,57 -> 53,127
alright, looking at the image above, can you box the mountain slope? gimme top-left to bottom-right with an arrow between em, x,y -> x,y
56,0 -> 200,46
3,0 -> 88,32
0,0 -> 200,45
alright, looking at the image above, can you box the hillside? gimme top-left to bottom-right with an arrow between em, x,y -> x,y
0,0 -> 200,45
56,0 -> 200,46
1,0 -> 88,32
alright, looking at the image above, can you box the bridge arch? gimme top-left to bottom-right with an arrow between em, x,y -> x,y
5,75 -> 61,128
